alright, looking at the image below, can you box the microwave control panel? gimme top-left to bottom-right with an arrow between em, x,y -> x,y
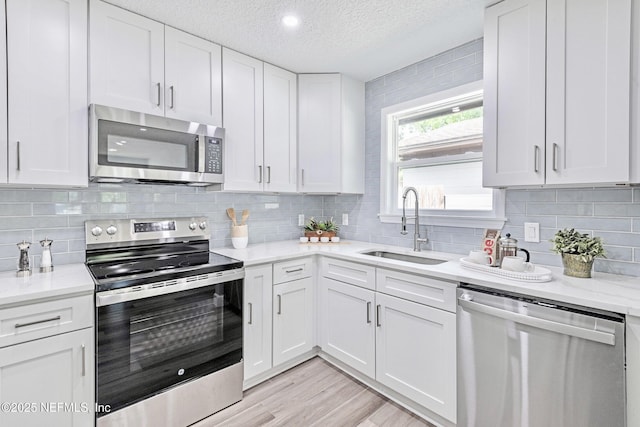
205,137 -> 223,174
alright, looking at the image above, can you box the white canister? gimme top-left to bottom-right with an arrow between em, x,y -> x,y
231,225 -> 248,249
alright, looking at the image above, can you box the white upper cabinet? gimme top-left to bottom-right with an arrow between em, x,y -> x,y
298,74 -> 364,194
222,48 -> 264,192
165,27 -> 222,124
222,49 -> 297,192
483,0 -> 631,188
263,63 -> 297,192
90,0 -> 222,124
90,0 -> 164,115
5,0 -> 88,187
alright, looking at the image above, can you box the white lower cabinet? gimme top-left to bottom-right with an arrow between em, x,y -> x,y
243,259 -> 315,384
273,277 -> 314,366
321,278 -> 375,378
0,327 -> 94,427
376,292 -> 456,423
319,259 -> 457,423
243,264 -> 273,381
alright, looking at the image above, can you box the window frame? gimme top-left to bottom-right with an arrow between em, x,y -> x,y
379,81 -> 506,229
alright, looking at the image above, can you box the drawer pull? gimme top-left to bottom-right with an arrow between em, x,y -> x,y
285,268 -> 304,274
15,315 -> 61,329
81,344 -> 86,376
248,302 -> 253,325
366,301 -> 372,324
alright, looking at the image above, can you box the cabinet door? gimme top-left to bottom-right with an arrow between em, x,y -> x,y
165,26 -> 222,125
546,0 -> 631,185
320,278 -> 375,378
89,0 -> 164,115
222,48 -> 264,191
0,1 -> 6,184
483,0 -> 546,187
376,293 -> 456,423
298,74 -> 342,192
243,265 -> 273,382
7,0 -> 88,187
263,64 -> 297,192
0,328 -> 94,427
273,277 -> 314,366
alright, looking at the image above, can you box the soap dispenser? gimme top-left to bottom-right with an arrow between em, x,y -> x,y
39,237 -> 54,273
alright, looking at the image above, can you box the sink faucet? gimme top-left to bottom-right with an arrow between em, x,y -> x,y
401,187 -> 428,252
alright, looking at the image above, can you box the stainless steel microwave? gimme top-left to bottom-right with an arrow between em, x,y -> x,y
89,104 -> 224,186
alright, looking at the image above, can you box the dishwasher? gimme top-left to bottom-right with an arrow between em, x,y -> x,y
457,284 -> 625,427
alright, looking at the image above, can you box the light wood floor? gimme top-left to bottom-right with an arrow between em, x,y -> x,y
194,357 -> 435,427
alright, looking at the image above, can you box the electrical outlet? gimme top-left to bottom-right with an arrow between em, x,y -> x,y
342,213 -> 349,226
524,222 -> 540,243
298,214 -> 305,226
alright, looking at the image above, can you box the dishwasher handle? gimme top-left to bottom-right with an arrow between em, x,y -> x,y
458,298 -> 616,346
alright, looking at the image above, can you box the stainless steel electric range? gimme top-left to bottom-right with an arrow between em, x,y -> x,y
85,217 -> 244,427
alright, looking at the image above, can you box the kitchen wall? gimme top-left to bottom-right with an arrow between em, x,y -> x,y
324,38 -> 640,277
3,38 -> 640,277
0,185 -> 324,272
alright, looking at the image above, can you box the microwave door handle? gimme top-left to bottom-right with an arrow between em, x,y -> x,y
198,136 -> 205,173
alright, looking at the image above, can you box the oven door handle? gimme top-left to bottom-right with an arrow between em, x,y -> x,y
95,269 -> 245,306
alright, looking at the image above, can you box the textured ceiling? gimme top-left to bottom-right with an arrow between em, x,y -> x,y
102,0 -> 487,82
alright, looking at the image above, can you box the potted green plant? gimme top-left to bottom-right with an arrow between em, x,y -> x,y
551,228 -> 606,278
304,217 -> 339,238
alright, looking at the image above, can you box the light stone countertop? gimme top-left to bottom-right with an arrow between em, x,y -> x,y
0,264 -> 94,308
213,239 -> 640,317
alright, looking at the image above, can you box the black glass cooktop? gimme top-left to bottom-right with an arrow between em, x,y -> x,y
86,240 -> 243,292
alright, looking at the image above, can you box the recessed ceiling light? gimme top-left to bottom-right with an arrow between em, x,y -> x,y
282,15 -> 299,28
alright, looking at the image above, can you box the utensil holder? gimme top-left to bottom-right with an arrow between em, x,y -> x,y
231,225 -> 248,249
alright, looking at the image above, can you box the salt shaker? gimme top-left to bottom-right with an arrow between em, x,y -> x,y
39,237 -> 54,273
16,240 -> 32,277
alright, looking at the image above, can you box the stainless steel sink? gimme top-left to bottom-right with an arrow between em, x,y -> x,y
361,250 -> 447,265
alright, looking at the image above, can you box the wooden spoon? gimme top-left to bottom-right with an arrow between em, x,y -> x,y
240,209 -> 250,225
226,207 -> 237,226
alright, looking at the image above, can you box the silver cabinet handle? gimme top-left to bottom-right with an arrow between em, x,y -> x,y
552,143 -> 559,171
376,304 -> 381,327
366,301 -> 372,324
458,298 -> 615,346
285,267 -> 303,273
169,85 -> 175,109
301,168 -> 305,186
16,141 -> 20,171
277,295 -> 282,315
156,82 -> 161,107
267,166 -> 271,184
534,145 -> 540,173
15,315 -> 61,329
248,302 -> 253,325
81,344 -> 86,376
258,165 -> 263,183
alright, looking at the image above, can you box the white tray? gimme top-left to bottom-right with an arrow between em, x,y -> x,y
460,258 -> 553,282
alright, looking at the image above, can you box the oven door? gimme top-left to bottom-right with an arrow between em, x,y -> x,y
96,278 -> 243,417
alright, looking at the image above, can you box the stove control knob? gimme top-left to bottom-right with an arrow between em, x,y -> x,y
189,222 -> 197,231
106,225 -> 118,236
199,221 -> 207,230
91,226 -> 103,237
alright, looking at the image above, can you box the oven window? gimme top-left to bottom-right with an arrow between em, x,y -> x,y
96,280 -> 243,415
98,119 -> 197,171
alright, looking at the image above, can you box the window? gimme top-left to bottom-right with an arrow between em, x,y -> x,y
380,81 -> 505,228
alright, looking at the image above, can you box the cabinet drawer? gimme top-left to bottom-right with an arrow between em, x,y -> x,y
273,257 -> 313,284
376,268 -> 456,313
321,257 -> 375,291
0,294 -> 93,348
